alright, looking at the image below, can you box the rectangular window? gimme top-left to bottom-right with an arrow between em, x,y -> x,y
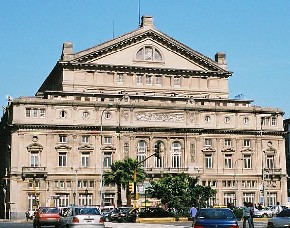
224,155 -> 232,169
205,138 -> 212,146
58,152 -> 67,167
103,152 -> 112,168
28,180 -> 40,188
173,76 -> 180,86
154,156 -> 164,168
224,193 -> 235,206
59,135 -> 67,143
243,139 -> 251,147
104,136 -> 112,144
136,75 -> 142,84
39,109 -> 46,118
82,135 -> 90,144
271,117 -> 277,126
224,139 -> 232,147
59,181 -> 64,188
243,193 -> 255,204
81,153 -> 90,167
146,75 -> 152,85
205,154 -> 213,169
32,109 -> 38,118
243,155 -> 252,169
155,76 -> 162,85
117,74 -> 123,83
171,154 -> 181,168
26,108 -> 31,117
30,153 -> 39,167
66,181 -> 71,188
266,155 -> 274,169
89,181 -> 94,188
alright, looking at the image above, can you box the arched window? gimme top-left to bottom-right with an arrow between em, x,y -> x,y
137,140 -> 147,167
135,46 -> 163,62
171,141 -> 182,168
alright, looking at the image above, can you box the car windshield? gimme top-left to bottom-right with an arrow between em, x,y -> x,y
197,209 -> 235,219
75,207 -> 101,215
41,208 -> 59,213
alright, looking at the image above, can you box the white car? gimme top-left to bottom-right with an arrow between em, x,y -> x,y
59,206 -> 105,227
253,207 -> 274,218
268,209 -> 290,228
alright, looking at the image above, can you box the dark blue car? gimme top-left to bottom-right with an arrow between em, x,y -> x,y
193,208 -> 239,228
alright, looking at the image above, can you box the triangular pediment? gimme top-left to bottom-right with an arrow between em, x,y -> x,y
63,24 -> 229,74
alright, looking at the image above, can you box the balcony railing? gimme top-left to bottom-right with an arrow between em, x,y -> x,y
22,166 -> 47,180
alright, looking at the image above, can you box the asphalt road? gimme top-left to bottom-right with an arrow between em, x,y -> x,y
0,220 -> 268,228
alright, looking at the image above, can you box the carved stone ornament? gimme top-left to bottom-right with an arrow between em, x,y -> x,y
78,145 -> 94,151
240,148 -> 254,153
201,147 -> 216,153
190,143 -> 195,162
221,147 -> 235,153
264,147 -> 277,155
135,112 -> 184,122
27,143 -> 43,152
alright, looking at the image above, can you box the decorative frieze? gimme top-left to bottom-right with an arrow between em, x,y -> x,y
135,112 -> 184,123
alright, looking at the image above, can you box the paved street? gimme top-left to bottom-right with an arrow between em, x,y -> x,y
0,220 -> 268,227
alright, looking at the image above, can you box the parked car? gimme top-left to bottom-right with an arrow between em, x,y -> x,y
253,207 -> 274,218
59,206 -> 104,227
103,207 -> 132,222
116,208 -> 139,223
193,208 -> 239,228
33,207 -> 60,228
267,208 -> 290,228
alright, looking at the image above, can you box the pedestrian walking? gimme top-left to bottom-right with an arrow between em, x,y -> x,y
25,210 -> 30,221
242,202 -> 253,228
189,204 -> 197,221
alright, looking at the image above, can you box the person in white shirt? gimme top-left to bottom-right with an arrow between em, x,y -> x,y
275,202 -> 283,215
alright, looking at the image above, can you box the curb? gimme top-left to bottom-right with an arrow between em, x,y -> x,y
136,217 -> 190,223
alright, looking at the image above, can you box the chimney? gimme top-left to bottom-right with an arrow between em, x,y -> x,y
215,52 -> 227,70
140,15 -> 154,28
61,42 -> 74,61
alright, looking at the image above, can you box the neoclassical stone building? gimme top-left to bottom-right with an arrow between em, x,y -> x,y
0,16 -> 287,219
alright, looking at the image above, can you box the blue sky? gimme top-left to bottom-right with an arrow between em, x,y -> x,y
1,1 -> 290,118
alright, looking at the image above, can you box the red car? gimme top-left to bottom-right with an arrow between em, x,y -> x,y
33,207 -> 60,228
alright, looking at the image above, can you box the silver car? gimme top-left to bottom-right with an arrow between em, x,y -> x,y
267,208 -> 290,228
59,206 -> 104,227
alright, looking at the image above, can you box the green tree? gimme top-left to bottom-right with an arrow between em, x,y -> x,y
148,173 -> 216,216
103,157 -> 146,207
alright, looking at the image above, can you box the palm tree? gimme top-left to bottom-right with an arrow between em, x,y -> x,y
103,157 -> 147,207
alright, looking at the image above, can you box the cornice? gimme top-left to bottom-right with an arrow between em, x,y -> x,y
59,62 -> 232,78
12,124 -> 286,137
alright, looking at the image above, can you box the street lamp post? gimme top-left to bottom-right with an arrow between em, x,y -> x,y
73,192 -> 76,205
85,188 -> 88,206
74,169 -> 78,206
234,158 -> 244,206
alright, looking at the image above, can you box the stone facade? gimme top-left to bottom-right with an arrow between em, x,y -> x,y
0,16 -> 287,219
